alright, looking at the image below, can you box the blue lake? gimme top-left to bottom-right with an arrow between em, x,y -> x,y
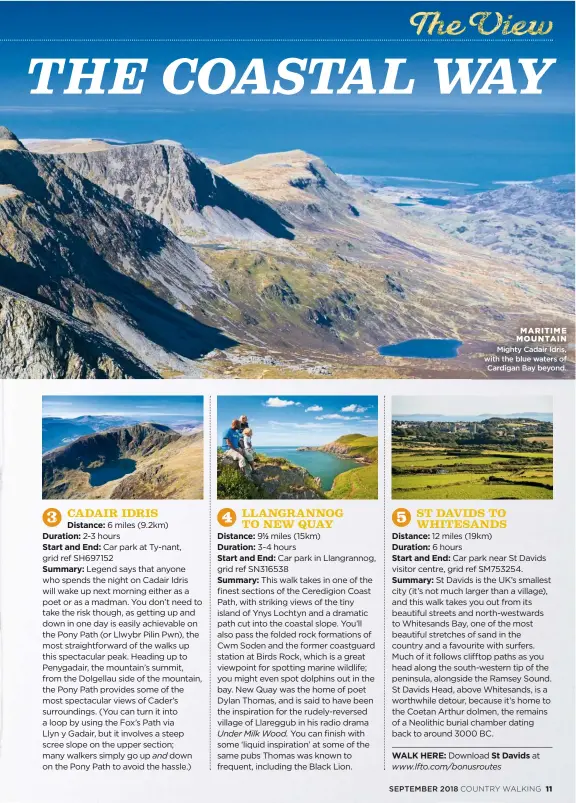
88,458 -> 137,487
420,197 -> 451,207
256,447 -> 357,491
379,338 -> 463,359
394,197 -> 450,208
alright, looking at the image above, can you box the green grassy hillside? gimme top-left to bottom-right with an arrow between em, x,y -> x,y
331,434 -> 378,462
328,462 -> 378,500
321,434 -> 379,500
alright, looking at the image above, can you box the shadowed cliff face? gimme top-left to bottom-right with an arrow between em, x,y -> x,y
60,143 -> 295,241
0,285 -> 157,379
0,141 -> 238,373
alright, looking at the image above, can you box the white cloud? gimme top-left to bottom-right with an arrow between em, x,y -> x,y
341,404 -> 368,413
263,397 -> 301,408
376,175 -> 478,187
492,180 -> 533,186
305,405 -> 323,412
316,414 -> 362,421
270,421 -> 344,430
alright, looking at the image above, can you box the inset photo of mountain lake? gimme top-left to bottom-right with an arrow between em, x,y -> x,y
217,395 -> 378,500
42,395 -> 204,500
392,396 -> 553,500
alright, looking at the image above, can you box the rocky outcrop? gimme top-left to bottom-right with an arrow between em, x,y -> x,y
0,288 -> 156,378
57,142 -> 294,241
218,452 -> 324,499
261,277 -> 300,306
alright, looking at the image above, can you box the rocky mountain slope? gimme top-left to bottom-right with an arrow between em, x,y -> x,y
447,181 -> 574,222
0,127 -> 239,377
42,423 -> 203,499
405,215 -> 573,286
34,138 -> 294,242
203,150 -> 573,376
217,149 -> 364,227
348,173 -> 576,286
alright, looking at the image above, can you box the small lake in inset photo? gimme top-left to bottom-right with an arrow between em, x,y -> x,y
257,447 -> 358,491
87,458 -> 137,487
379,339 -> 462,359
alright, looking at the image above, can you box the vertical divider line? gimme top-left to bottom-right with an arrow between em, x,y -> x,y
383,395 -> 386,772
208,393 -> 212,771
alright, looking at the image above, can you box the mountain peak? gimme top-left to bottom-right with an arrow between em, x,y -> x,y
218,149 -> 349,204
0,127 -> 25,151
152,138 -> 184,148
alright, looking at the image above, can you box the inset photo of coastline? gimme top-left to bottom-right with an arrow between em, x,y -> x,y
392,396 -> 553,501
42,396 -> 204,500
217,396 -> 378,500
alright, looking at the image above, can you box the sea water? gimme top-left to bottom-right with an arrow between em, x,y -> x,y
256,447 -> 357,491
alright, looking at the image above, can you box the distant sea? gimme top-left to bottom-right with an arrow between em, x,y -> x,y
257,446 -> 357,491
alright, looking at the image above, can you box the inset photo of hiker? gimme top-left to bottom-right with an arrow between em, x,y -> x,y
216,395 -> 379,500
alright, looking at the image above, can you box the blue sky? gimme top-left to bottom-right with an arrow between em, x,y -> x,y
0,2 -> 573,182
42,395 -> 204,421
218,395 -> 378,446
392,395 -> 552,418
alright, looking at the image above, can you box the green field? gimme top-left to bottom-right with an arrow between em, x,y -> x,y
392,446 -> 553,500
396,478 -> 553,500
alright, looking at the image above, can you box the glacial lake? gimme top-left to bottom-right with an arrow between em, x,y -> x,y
257,447 -> 357,491
394,197 -> 450,208
88,458 -> 137,487
420,197 -> 450,207
379,339 -> 463,359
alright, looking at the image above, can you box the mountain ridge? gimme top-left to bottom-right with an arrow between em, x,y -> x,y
57,142 -> 296,242
1,127 -> 573,379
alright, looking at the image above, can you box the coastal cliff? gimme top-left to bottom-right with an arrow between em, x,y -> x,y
299,434 -> 378,499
